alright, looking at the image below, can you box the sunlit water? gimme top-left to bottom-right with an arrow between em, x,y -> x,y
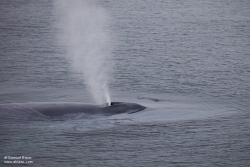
0,0 -> 250,166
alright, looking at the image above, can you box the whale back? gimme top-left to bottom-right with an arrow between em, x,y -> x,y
29,103 -> 101,116
0,102 -> 146,117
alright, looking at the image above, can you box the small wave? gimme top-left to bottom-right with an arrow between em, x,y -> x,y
137,96 -> 163,102
0,104 -> 49,120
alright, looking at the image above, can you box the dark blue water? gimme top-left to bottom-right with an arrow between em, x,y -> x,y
0,0 -> 249,166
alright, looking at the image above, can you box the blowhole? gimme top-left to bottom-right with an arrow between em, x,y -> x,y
110,102 -> 121,106
103,102 -> 122,107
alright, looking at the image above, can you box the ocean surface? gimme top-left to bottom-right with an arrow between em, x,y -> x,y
0,0 -> 250,166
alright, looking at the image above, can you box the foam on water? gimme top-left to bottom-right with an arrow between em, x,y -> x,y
108,99 -> 236,125
53,0 -> 113,105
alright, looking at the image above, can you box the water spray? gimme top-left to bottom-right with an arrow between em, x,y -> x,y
54,0 -> 113,105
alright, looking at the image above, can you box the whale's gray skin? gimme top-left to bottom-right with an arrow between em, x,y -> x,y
0,102 -> 146,117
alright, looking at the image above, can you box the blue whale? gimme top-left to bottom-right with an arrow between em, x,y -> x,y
0,102 -> 146,117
